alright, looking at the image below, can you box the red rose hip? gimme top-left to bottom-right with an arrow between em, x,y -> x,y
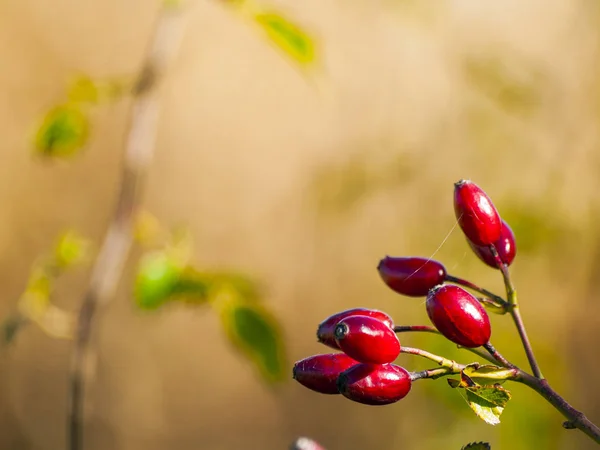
454,179 -> 502,246
337,363 -> 412,405
426,284 -> 491,348
317,308 -> 394,350
334,315 -> 400,364
293,353 -> 358,394
378,256 -> 446,297
468,220 -> 516,268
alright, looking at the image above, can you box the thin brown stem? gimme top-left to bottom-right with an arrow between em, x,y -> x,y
517,372 -> 600,444
483,342 -> 518,369
489,244 -> 543,379
66,5 -> 186,450
445,274 -> 508,309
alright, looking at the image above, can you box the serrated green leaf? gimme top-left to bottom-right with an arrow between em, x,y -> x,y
462,442 -> 491,450
465,385 -> 511,425
67,76 -> 99,104
220,301 -> 286,383
34,104 -> 90,158
254,12 -> 315,65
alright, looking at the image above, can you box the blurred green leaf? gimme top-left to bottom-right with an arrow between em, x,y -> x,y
2,314 -> 29,345
254,12 -> 315,65
462,443 -> 491,450
34,104 -> 89,158
54,231 -> 90,269
67,76 -> 99,104
134,252 -> 183,310
220,300 -> 286,383
465,384 -> 511,425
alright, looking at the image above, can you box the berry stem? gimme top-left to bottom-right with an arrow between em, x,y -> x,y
394,326 -> 499,365
517,371 -> 600,444
400,346 -> 464,371
483,342 -> 518,369
444,274 -> 509,311
410,367 -> 453,381
489,245 -> 544,379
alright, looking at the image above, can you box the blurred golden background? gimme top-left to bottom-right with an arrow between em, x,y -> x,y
1,0 -> 600,449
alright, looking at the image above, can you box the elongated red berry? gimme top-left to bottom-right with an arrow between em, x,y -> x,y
337,363 -> 412,405
317,308 -> 393,350
293,353 -> 359,394
378,256 -> 446,297
454,180 -> 502,246
468,220 -> 516,268
334,315 -> 400,364
426,284 -> 491,348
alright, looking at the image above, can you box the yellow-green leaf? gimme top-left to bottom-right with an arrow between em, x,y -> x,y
54,231 -> 90,268
34,104 -> 89,158
254,12 -> 315,65
67,76 -> 99,104
220,301 -> 286,383
462,363 -> 516,384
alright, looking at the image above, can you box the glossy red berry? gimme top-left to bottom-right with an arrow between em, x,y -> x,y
468,220 -> 516,268
317,308 -> 394,350
334,315 -> 400,364
337,363 -> 412,405
378,256 -> 446,297
426,284 -> 491,348
292,353 -> 358,394
454,179 -> 502,246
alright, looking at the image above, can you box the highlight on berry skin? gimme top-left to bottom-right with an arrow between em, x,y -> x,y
337,363 -> 412,405
426,284 -> 491,348
454,179 -> 502,247
377,256 -> 446,297
468,219 -> 517,268
334,315 -> 401,364
292,353 -> 359,394
317,308 -> 393,350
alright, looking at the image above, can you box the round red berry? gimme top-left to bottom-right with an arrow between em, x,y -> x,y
317,308 -> 393,350
426,284 -> 491,348
378,256 -> 446,297
454,179 -> 502,246
337,363 -> 412,405
334,315 -> 400,364
293,353 -> 359,394
468,220 -> 516,268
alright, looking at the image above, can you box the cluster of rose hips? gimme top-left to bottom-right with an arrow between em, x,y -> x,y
293,179 -> 516,405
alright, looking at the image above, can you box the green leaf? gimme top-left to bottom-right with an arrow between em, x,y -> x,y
465,384 -> 511,425
254,12 -> 315,65
134,252 -> 183,310
220,300 -> 286,383
34,104 -> 90,158
462,442 -> 491,450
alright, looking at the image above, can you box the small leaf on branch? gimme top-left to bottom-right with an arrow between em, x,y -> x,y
219,299 -> 286,383
34,104 -> 90,158
465,384 -> 511,425
134,251 -> 183,309
254,12 -> 315,65
54,231 -> 90,269
462,363 -> 515,383
462,443 -> 491,450
67,76 -> 100,104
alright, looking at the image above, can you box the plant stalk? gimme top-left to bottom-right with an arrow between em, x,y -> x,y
66,5 -> 186,450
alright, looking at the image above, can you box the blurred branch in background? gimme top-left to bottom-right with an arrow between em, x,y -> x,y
66,3 -> 187,450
